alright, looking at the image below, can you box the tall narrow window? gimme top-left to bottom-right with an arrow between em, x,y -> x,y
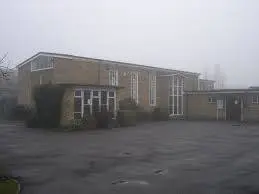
131,72 -> 138,104
109,70 -> 118,86
74,90 -> 83,119
149,73 -> 156,106
169,75 -> 184,115
252,96 -> 259,104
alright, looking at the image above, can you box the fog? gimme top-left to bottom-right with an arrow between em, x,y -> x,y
1,0 -> 259,88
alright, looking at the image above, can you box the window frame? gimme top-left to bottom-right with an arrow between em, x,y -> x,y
109,69 -> 118,86
31,57 -> 54,72
252,95 -> 259,104
208,96 -> 217,104
73,88 -> 116,119
149,73 -> 156,106
169,75 -> 184,115
130,72 -> 139,104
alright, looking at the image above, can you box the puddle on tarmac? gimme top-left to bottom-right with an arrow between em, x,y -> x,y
112,179 -> 149,185
154,168 -> 168,175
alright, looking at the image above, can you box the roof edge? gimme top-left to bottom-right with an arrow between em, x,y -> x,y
16,52 -> 200,75
185,88 -> 259,94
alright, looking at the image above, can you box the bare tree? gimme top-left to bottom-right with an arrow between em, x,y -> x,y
0,53 -> 11,80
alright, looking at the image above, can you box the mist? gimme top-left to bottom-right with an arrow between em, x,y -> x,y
1,0 -> 259,88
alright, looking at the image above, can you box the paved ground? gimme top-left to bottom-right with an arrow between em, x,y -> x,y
1,121 -> 259,194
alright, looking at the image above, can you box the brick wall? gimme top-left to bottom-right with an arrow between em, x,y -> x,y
60,87 -> 74,126
54,58 -> 99,85
186,93 -> 217,120
17,62 -> 32,105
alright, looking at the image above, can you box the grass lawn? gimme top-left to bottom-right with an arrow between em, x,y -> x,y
0,178 -> 20,194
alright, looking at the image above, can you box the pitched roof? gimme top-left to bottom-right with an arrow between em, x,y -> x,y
17,52 -> 200,76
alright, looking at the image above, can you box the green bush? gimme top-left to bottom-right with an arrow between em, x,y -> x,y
117,110 -> 136,127
152,107 -> 169,121
0,178 -> 20,194
67,116 -> 97,131
32,84 -> 65,128
85,115 -> 97,129
25,114 -> 39,128
9,105 -> 32,121
94,111 -> 113,128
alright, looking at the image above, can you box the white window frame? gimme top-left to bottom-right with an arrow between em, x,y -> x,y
73,88 -> 116,119
208,96 -> 216,104
252,95 -> 259,104
39,75 -> 43,85
149,73 -> 156,106
74,89 -> 83,118
130,72 -> 138,104
109,70 -> 118,86
169,75 -> 184,115
31,57 -> 54,72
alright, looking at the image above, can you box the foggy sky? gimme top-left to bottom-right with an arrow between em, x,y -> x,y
1,0 -> 259,88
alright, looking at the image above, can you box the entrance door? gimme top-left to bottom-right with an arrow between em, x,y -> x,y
227,96 -> 241,121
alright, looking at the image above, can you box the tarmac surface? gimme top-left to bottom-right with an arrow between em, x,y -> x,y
1,121 -> 259,194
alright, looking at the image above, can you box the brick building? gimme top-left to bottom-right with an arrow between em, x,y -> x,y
17,52 -> 201,125
185,89 -> 259,122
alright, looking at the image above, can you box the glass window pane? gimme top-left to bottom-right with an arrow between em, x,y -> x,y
84,90 -> 91,104
178,87 -> 182,95
109,91 -> 114,97
109,98 -> 115,113
152,89 -> 156,102
101,91 -> 107,105
101,105 -> 107,112
174,96 -> 177,107
74,98 -> 81,112
179,97 -> 182,114
169,96 -> 173,105
252,96 -> 257,103
92,98 -> 100,113
173,76 -> 177,85
169,86 -> 173,95
169,106 -> 173,114
83,105 -> 91,117
173,106 -> 177,114
93,91 -> 99,97
75,90 -> 81,97
174,87 -> 177,95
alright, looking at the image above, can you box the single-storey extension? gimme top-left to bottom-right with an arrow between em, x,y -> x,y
185,89 -> 259,122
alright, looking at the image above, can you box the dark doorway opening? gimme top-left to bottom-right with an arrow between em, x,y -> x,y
226,95 -> 241,121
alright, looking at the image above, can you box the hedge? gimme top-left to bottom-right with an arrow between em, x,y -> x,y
26,84 -> 65,128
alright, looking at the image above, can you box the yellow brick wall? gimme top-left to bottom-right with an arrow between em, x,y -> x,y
186,93 -> 217,120
60,88 -> 74,126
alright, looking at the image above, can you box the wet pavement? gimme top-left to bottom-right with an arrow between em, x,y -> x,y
1,121 -> 259,194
